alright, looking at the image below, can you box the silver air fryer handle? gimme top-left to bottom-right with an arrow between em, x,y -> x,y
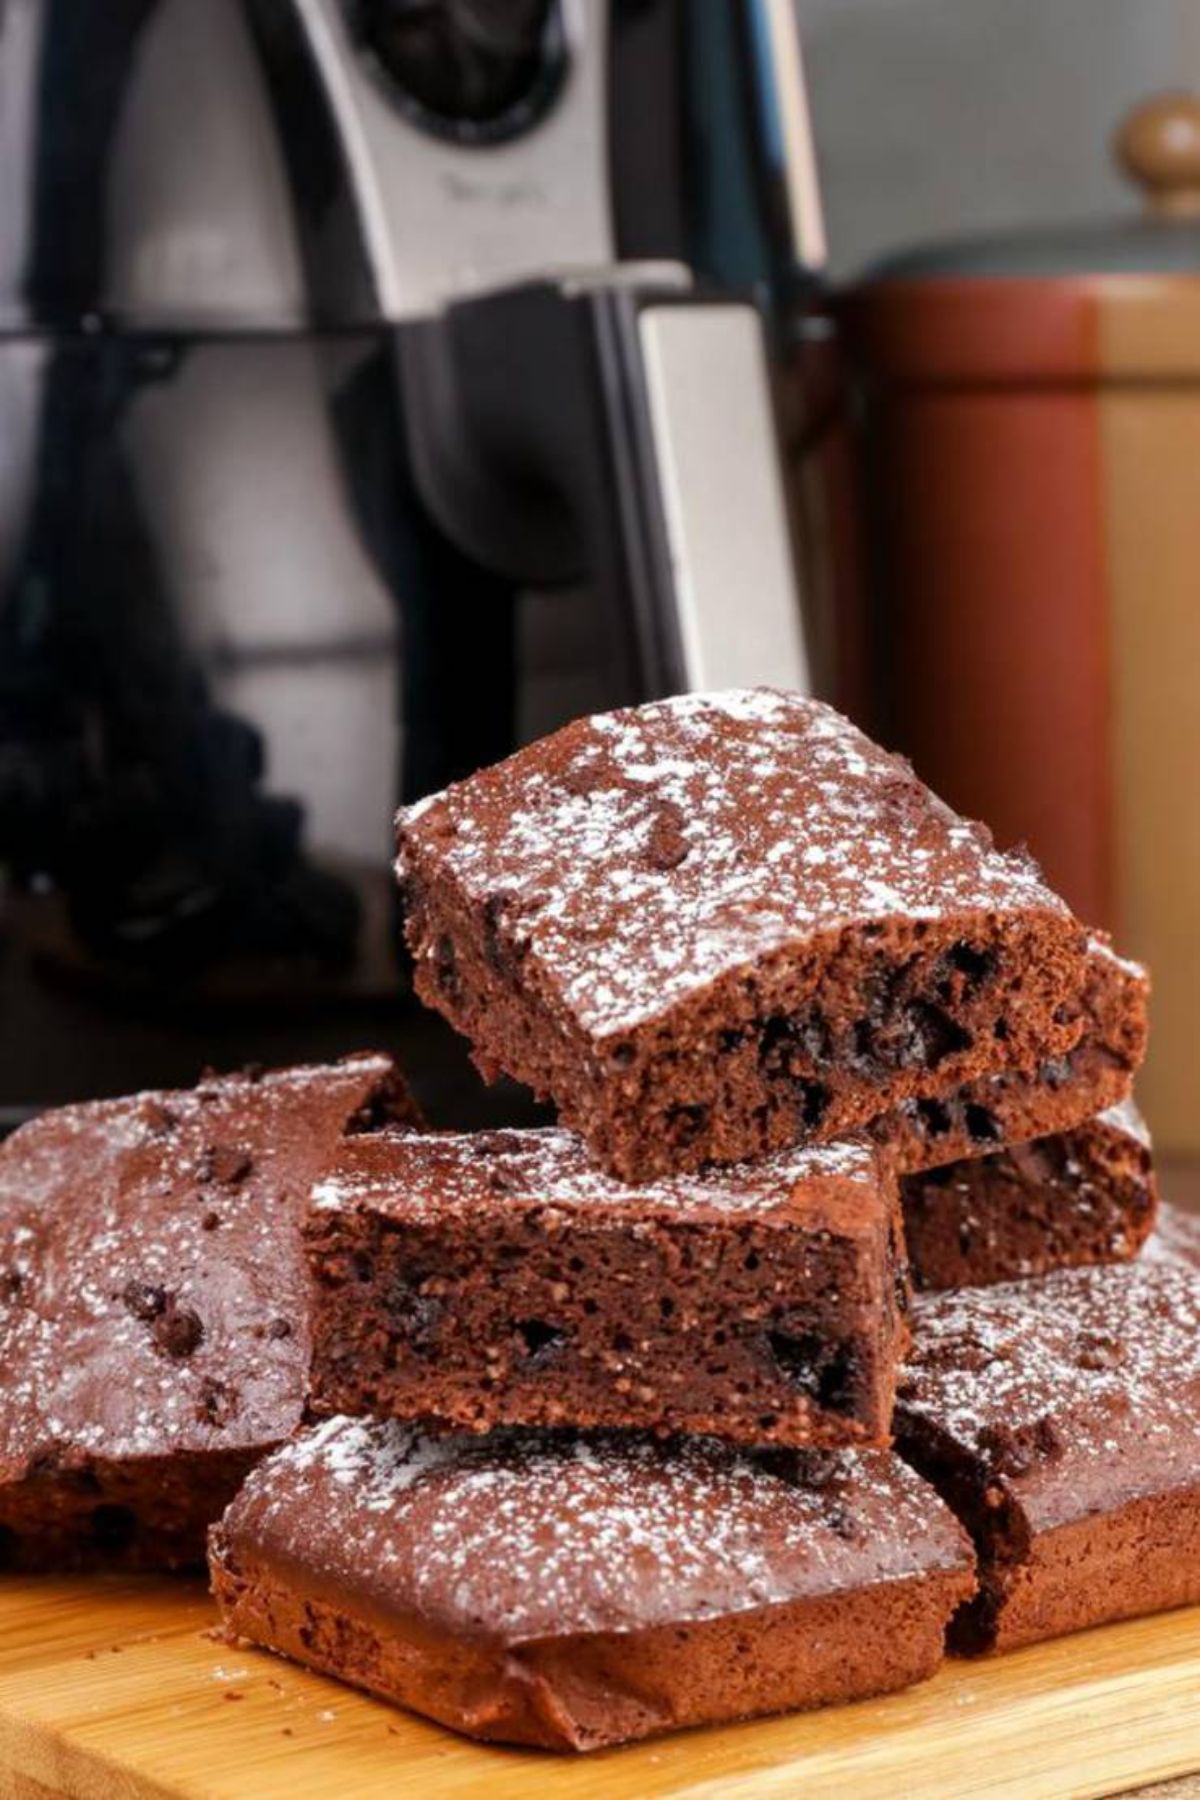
635,300 -> 809,691
400,274 -> 809,702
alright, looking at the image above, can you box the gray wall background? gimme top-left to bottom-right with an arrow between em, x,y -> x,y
796,0 -> 1200,278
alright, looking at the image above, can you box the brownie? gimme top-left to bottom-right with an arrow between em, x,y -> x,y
902,1100 -> 1158,1292
210,1417 -> 975,1752
396,689 -> 1088,1180
0,1054 -> 418,1572
1141,1202 -> 1200,1271
895,1262 -> 1200,1654
306,1125 -> 907,1448
874,934 -> 1148,1175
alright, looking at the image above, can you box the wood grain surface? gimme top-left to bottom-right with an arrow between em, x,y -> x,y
0,1577 -> 1198,1799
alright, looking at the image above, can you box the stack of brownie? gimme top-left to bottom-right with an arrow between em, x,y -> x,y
6,689 -> 1199,1755
208,691 -> 1199,1750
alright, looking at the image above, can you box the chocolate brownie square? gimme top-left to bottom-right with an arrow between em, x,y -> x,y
0,1054 -> 418,1571
396,690 -> 1088,1180
306,1125 -> 907,1448
902,1100 -> 1157,1292
874,935 -> 1147,1174
895,1262 -> 1200,1653
210,1418 -> 975,1751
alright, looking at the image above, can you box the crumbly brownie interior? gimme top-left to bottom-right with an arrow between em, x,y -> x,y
874,936 -> 1147,1175
409,866 -> 1085,1180
902,1103 -> 1157,1291
307,1131 -> 906,1448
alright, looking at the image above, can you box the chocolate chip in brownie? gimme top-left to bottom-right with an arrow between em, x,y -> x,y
643,800 -> 690,871
516,1318 -> 566,1365
559,751 -> 619,796
482,892 -> 524,980
827,1504 -> 863,1542
760,1012 -> 830,1078
977,1415 -> 1064,1478
152,1304 -> 205,1359
433,934 -> 460,1002
664,1104 -> 709,1147
122,1279 -> 168,1323
964,1103 -> 1001,1144
1076,1331 -> 1126,1372
196,1378 -> 237,1427
938,942 -> 998,1001
915,1097 -> 953,1139
798,1081 -> 831,1130
767,1331 -> 860,1415
200,1144 -> 253,1186
754,1020 -> 832,1128
909,1003 -> 973,1070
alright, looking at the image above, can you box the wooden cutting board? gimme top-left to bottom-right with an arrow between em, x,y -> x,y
1,1578 -> 1198,1798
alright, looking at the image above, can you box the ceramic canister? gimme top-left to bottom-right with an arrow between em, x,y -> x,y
842,93 -> 1200,1154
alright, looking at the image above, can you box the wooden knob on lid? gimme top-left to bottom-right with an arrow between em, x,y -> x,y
1115,92 -> 1200,217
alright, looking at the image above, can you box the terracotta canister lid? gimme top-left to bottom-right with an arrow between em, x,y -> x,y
843,93 -> 1200,383
1115,91 -> 1200,220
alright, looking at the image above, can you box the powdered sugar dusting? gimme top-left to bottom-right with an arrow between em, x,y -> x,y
1097,1097 -> 1151,1148
0,1055 -> 401,1476
277,1412 -> 460,1497
223,1418 -> 970,1641
1086,932 -> 1146,985
397,690 -> 1071,1036
1141,1204 -> 1200,1272
901,1263 -> 1200,1518
312,1125 -> 880,1224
